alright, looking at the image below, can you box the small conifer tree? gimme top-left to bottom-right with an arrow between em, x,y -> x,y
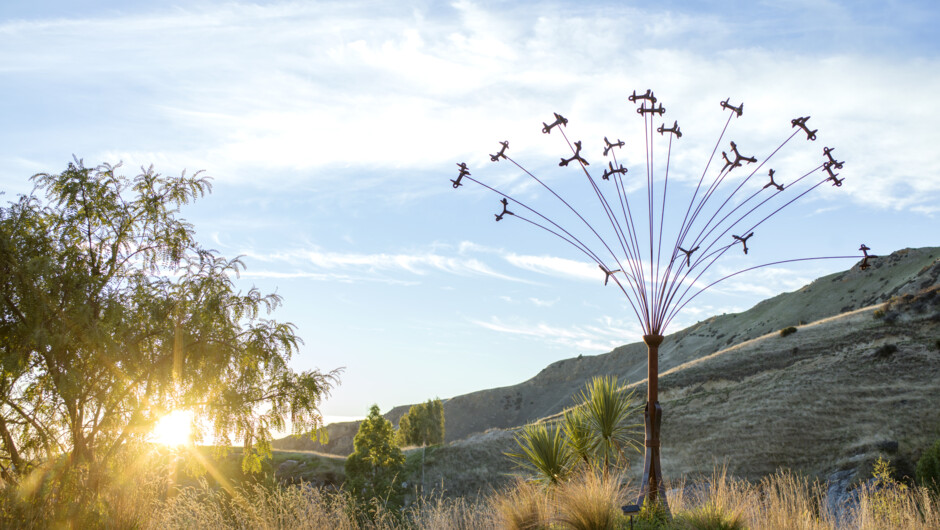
345,404 -> 405,508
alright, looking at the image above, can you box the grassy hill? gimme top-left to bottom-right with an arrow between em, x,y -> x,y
274,246 -> 940,497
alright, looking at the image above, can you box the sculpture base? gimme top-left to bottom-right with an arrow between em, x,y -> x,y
637,400 -> 668,511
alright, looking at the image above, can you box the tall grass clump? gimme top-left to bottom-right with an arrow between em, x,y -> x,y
492,479 -> 553,530
677,502 -> 745,530
847,457 -> 940,530
750,470 -> 831,530
408,492 -> 494,530
553,471 -> 627,530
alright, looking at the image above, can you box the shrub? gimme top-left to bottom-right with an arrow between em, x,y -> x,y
916,440 -> 940,494
635,498 -> 671,529
873,344 -> 899,359
779,326 -> 797,337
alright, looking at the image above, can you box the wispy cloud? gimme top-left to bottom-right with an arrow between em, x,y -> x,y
529,297 -> 558,308
241,245 -> 531,284
504,254 -> 598,282
470,316 -> 642,352
3,1 -> 937,213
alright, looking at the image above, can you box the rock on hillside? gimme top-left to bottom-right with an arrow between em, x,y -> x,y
274,247 -> 939,455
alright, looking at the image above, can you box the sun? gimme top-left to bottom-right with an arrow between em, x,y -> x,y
151,409 -> 194,447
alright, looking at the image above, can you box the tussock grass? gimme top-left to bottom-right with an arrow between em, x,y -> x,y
552,471 -> 626,530
493,479 -> 552,530
3,463 -> 939,528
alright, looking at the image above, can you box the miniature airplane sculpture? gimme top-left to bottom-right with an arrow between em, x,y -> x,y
542,113 -> 569,134
763,169 -> 784,191
603,136 -> 625,156
720,98 -> 744,117
490,141 -> 509,162
823,161 -> 843,186
628,89 -> 657,104
637,103 -> 666,116
452,162 -> 470,188
494,198 -> 514,222
722,141 -> 757,172
859,244 -> 877,270
721,151 -> 735,173
822,147 -> 845,169
791,116 -> 818,141
559,140 -> 590,167
602,161 -> 628,180
657,121 -> 682,138
599,264 -> 622,286
677,245 -> 699,267
732,232 -> 754,254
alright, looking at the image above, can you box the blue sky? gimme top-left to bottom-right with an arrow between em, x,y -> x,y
2,0 -> 939,425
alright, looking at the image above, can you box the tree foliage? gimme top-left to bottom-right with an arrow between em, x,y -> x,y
916,439 -> 940,494
345,404 -> 405,506
0,160 -> 339,482
397,398 -> 444,447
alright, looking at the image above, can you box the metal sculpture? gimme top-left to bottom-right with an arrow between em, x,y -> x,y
791,116 -> 818,141
602,161 -> 628,181
763,169 -> 784,191
657,121 -> 682,138
720,98 -> 743,117
451,89 -> 869,511
543,112 -> 569,134
603,136 -> 626,156
494,197 -> 513,222
489,141 -> 509,162
559,140 -> 589,167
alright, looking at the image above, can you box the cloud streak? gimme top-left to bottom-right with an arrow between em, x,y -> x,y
2,1 -> 938,213
470,316 -> 641,353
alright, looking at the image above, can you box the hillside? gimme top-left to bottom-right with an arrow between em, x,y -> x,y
275,247 -> 940,458
408,282 -> 940,499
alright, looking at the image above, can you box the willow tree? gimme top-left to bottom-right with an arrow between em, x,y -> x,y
453,90 -> 863,508
0,160 -> 339,484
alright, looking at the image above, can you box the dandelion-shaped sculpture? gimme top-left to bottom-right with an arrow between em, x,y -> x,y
451,89 -> 870,510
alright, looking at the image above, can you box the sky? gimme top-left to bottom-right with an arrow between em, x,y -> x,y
2,0 -> 939,426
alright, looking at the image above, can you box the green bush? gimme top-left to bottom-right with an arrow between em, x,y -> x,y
779,326 -> 797,337
633,499 -> 672,529
916,440 -> 940,494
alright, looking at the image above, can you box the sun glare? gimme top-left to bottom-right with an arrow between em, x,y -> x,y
151,409 -> 194,447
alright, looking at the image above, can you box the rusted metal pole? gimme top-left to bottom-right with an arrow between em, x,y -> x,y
638,334 -> 668,510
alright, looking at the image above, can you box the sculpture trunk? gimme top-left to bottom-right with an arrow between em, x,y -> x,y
639,334 -> 667,509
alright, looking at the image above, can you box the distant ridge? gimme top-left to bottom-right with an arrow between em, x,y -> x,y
274,247 -> 940,458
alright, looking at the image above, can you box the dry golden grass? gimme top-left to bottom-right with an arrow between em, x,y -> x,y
552,471 -> 627,530
492,479 -> 552,530
4,460 -> 938,529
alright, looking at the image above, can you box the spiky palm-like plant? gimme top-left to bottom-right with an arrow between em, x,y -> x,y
579,376 -> 642,476
507,422 -> 576,485
562,407 -> 595,469
453,89 -> 865,508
